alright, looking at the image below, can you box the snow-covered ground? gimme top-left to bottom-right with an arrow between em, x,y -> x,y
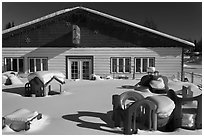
184,64 -> 202,74
2,78 -> 202,135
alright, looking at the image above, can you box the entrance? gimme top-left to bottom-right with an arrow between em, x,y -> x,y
67,57 -> 92,80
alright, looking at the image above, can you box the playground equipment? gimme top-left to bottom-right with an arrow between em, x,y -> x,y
2,108 -> 42,132
112,86 -> 202,134
112,91 -> 144,129
25,71 -> 65,97
167,87 -> 202,130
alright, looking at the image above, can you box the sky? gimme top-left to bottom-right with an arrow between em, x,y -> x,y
2,1 -> 202,42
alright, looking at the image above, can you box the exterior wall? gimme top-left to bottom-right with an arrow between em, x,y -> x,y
2,47 -> 182,79
2,20 -> 183,79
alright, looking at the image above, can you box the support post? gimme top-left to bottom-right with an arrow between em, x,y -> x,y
181,47 -> 184,81
191,72 -> 194,83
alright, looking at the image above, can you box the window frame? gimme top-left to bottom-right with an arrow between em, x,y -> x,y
4,57 -> 24,72
28,57 -> 48,72
134,57 -> 155,73
110,57 -> 131,73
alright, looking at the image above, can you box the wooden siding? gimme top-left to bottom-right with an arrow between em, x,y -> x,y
2,47 -> 182,79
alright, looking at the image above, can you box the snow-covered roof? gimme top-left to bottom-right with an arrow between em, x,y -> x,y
28,71 -> 65,85
2,6 -> 194,47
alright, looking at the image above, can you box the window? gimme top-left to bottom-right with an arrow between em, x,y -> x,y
118,58 -> 124,72
125,58 -> 131,72
4,57 -> 24,72
112,58 -> 117,73
142,58 -> 148,72
42,59 -> 48,70
135,57 -> 155,73
111,57 -> 131,73
135,58 -> 141,72
28,58 -> 48,72
30,59 -> 35,72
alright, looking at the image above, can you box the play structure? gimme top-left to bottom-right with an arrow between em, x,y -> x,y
2,108 -> 42,132
112,86 -> 202,134
25,71 -> 65,97
2,71 -> 23,85
168,87 -> 202,130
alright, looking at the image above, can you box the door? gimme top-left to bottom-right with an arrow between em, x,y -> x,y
69,59 -> 92,80
71,61 -> 80,79
82,61 -> 91,79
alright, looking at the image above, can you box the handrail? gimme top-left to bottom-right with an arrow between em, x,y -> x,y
178,71 -> 202,85
184,71 -> 202,77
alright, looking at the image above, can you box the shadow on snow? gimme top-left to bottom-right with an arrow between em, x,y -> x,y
62,111 -> 123,134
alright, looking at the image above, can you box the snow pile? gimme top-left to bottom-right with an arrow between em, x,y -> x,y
90,74 -> 103,80
4,108 -> 38,123
105,75 -> 113,80
28,115 -> 49,132
2,114 -> 49,133
2,75 -> 8,84
146,96 -> 175,118
27,71 -> 65,84
150,77 -> 165,89
2,71 -> 23,85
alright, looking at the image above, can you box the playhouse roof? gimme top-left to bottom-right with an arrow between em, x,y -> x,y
2,6 -> 194,47
28,71 -> 65,85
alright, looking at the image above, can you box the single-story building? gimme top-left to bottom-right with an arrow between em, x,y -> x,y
2,6 -> 194,80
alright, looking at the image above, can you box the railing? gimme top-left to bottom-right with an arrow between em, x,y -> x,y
177,71 -> 202,88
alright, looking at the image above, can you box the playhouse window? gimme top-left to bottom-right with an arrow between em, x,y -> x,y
28,58 -> 48,72
4,57 -> 24,73
111,57 -> 131,73
135,57 -> 155,73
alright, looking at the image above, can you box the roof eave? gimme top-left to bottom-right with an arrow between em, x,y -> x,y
80,7 -> 195,47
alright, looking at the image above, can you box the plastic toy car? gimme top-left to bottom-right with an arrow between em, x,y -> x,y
2,108 -> 42,132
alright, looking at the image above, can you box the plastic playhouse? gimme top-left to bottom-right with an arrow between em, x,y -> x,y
25,71 -> 66,97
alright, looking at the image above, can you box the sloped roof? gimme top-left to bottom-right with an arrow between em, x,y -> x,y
2,6 -> 194,47
28,71 -> 65,85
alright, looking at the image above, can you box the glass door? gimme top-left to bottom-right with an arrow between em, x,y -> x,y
71,61 -> 80,79
82,61 -> 91,80
69,59 -> 92,80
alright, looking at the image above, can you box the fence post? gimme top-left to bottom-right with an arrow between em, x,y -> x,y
191,72 -> 194,83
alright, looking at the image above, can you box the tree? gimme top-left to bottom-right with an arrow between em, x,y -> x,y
5,22 -> 12,29
4,21 -> 15,29
143,18 -> 158,30
11,21 -> 15,27
194,39 -> 202,52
